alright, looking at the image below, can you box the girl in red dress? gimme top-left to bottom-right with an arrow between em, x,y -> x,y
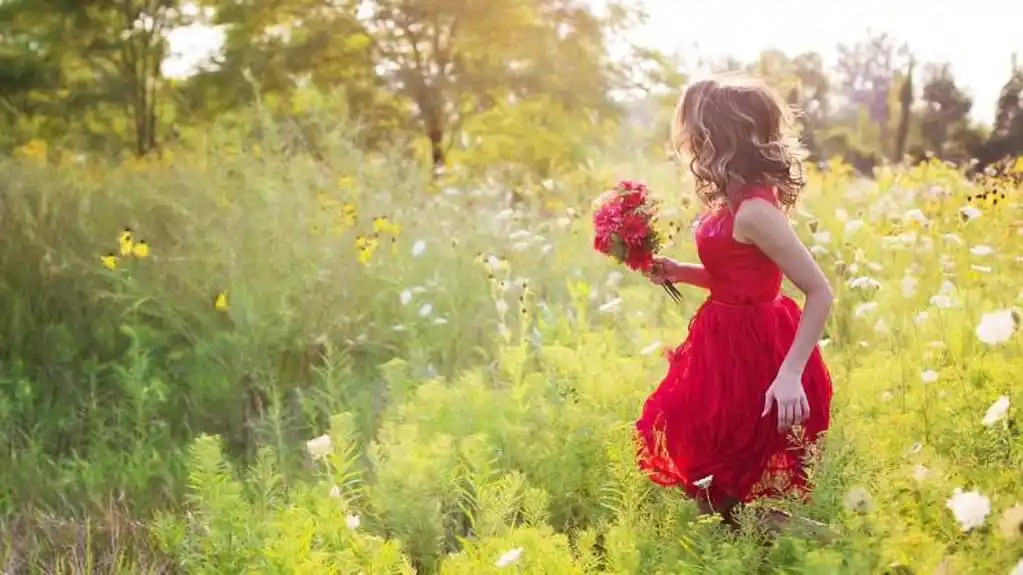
635,75 -> 835,534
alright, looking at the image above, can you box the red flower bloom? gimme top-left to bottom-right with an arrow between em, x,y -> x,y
625,248 -> 654,271
618,212 -> 650,246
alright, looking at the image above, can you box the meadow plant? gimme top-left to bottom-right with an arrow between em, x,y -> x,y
1,110 -> 1022,573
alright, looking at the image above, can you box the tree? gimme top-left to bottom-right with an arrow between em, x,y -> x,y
174,0 -> 406,153
833,32 -> 910,159
0,0 -> 198,155
893,57 -> 913,162
359,0 -> 621,170
917,63 -> 981,163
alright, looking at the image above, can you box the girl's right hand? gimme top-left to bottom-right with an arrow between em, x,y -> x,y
644,256 -> 680,285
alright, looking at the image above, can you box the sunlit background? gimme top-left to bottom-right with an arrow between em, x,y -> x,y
166,0 -> 1022,122
3,0 -> 1023,573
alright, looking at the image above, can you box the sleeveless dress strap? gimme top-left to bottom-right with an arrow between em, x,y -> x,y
727,185 -> 778,212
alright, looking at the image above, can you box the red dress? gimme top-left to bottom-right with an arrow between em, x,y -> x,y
635,186 -> 833,506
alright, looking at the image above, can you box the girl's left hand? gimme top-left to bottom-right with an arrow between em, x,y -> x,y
761,369 -> 809,431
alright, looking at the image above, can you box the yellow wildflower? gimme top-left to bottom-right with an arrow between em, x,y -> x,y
373,216 -> 401,235
355,234 -> 379,264
101,254 -> 119,270
119,228 -> 134,255
132,240 -> 150,258
337,175 -> 356,190
214,291 -> 228,311
339,203 -> 357,227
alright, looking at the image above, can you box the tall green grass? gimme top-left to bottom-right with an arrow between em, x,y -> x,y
1,112 -> 1021,573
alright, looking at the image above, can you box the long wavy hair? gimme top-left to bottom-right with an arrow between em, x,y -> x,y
671,75 -> 807,210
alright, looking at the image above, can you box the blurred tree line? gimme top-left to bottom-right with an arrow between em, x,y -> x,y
1,0 -> 1021,177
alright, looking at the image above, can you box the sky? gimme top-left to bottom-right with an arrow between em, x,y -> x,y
164,0 -> 1023,124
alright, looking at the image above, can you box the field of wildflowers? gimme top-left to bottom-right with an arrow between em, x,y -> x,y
1,119 -> 1022,574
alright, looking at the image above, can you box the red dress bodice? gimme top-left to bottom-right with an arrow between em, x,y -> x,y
695,186 -> 783,305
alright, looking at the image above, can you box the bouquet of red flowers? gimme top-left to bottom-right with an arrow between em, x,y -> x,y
592,179 -> 682,304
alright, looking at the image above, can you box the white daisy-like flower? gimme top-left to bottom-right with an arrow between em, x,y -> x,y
946,488 -> 991,531
305,434 -> 332,459
495,547 -> 523,568
901,275 -> 918,296
905,208 -> 928,225
982,395 -> 1011,427
844,219 -> 864,234
854,302 -> 879,317
976,310 -> 1015,345
921,370 -> 939,383
411,240 -> 426,257
848,276 -> 882,291
418,303 -> 433,317
844,487 -> 872,512
345,514 -> 360,530
959,205 -> 982,220
399,290 -> 413,306
495,299 -> 509,317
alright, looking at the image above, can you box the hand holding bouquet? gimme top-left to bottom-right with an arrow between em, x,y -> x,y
592,180 -> 683,304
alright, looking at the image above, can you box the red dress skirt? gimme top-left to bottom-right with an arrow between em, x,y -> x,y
635,188 -> 833,506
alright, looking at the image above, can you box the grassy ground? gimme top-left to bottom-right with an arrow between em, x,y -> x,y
1,126 -> 1022,574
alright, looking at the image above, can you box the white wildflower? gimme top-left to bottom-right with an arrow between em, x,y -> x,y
901,275 -> 918,296
812,231 -> 831,244
411,240 -> 426,257
946,488 -> 991,531
941,232 -> 964,245
874,319 -> 889,333
345,514 -> 360,530
694,475 -> 714,489
844,219 -> 864,234
905,208 -> 928,225
854,302 -> 879,317
930,295 -> 955,309
598,298 -> 622,313
844,487 -> 872,512
329,485 -> 341,498
976,310 -> 1015,345
399,290 -> 413,306
495,547 -> 523,568
640,341 -> 662,355
959,205 -> 982,220
848,276 -> 882,291
306,434 -> 332,459
418,303 -> 433,317
982,395 -> 1010,427
970,244 -> 994,256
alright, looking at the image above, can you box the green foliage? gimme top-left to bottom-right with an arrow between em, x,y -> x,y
2,105 -> 1023,573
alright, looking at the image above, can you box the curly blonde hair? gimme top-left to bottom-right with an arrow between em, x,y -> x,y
671,75 -> 807,210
